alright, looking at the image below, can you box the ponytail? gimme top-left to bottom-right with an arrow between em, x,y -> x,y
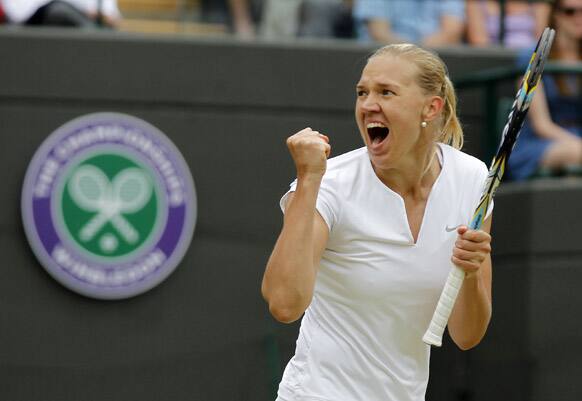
438,76 -> 463,150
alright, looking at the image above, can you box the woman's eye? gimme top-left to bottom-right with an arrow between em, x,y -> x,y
357,90 -> 367,97
382,89 -> 394,96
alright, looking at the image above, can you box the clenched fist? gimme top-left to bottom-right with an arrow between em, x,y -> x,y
286,128 -> 331,179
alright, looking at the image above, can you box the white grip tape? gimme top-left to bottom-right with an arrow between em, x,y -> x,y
422,266 -> 465,347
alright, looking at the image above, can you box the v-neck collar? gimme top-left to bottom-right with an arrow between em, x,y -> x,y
364,143 -> 447,245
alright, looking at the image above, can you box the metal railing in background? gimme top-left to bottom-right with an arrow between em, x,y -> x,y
498,0 -> 507,44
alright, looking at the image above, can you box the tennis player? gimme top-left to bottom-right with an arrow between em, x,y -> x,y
262,44 -> 493,401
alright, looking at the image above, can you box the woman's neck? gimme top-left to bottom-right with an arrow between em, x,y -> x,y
374,143 -> 441,200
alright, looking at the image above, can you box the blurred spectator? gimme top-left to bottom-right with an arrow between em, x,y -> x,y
201,0 -> 262,39
260,0 -> 301,38
352,0 -> 465,46
299,0 -> 353,38
261,0 -> 352,39
229,0 -> 256,38
1,0 -> 121,27
466,0 -> 552,48
509,0 -> 582,180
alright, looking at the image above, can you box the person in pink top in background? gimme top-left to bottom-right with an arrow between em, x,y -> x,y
466,0 -> 553,48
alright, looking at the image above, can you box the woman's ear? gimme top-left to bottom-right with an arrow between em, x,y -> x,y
423,96 -> 445,122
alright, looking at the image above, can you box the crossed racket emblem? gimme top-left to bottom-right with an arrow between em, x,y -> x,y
68,165 -> 153,251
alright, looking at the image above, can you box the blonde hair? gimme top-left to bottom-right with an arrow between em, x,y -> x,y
369,44 -> 464,150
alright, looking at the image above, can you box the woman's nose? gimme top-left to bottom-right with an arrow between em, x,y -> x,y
361,95 -> 380,112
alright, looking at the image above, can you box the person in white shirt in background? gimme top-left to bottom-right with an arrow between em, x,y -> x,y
1,0 -> 121,27
262,43 -> 493,401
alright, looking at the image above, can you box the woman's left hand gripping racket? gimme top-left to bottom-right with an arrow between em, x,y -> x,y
422,27 -> 555,347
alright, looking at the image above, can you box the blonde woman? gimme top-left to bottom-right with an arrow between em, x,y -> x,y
262,44 -> 493,401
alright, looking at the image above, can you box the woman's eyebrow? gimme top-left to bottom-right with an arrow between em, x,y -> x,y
356,82 -> 400,89
356,81 -> 401,90
376,81 -> 401,90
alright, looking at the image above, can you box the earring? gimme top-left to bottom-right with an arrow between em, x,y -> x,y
421,121 -> 428,128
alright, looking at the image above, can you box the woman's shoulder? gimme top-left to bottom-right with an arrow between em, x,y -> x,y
441,144 -> 488,176
320,146 -> 369,190
326,146 -> 368,171
441,145 -> 490,202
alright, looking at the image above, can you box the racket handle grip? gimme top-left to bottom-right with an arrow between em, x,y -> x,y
422,266 -> 465,347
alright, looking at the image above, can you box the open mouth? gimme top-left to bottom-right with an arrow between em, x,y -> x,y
367,123 -> 389,145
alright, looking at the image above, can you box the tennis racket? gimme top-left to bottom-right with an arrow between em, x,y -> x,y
423,27 -> 555,347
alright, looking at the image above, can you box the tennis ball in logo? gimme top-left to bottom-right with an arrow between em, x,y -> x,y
60,153 -> 160,259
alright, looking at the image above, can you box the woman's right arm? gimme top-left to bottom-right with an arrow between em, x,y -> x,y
532,1 -> 552,38
466,1 -> 490,47
261,128 -> 331,323
366,19 -> 405,43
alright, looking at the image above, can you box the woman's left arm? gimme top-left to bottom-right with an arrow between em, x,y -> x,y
533,1 -> 552,38
422,15 -> 465,47
447,216 -> 493,350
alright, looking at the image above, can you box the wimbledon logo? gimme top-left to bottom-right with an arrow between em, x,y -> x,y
21,113 -> 197,299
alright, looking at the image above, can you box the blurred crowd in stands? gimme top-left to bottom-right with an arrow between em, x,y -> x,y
0,0 -> 556,46
0,1 -> 570,47
0,0 -> 579,180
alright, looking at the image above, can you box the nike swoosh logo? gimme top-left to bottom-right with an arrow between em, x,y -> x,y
445,224 -> 461,232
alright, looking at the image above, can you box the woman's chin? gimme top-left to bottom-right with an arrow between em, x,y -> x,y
368,148 -> 396,172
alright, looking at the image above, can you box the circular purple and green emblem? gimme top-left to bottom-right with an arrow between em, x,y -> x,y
21,112 -> 197,299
